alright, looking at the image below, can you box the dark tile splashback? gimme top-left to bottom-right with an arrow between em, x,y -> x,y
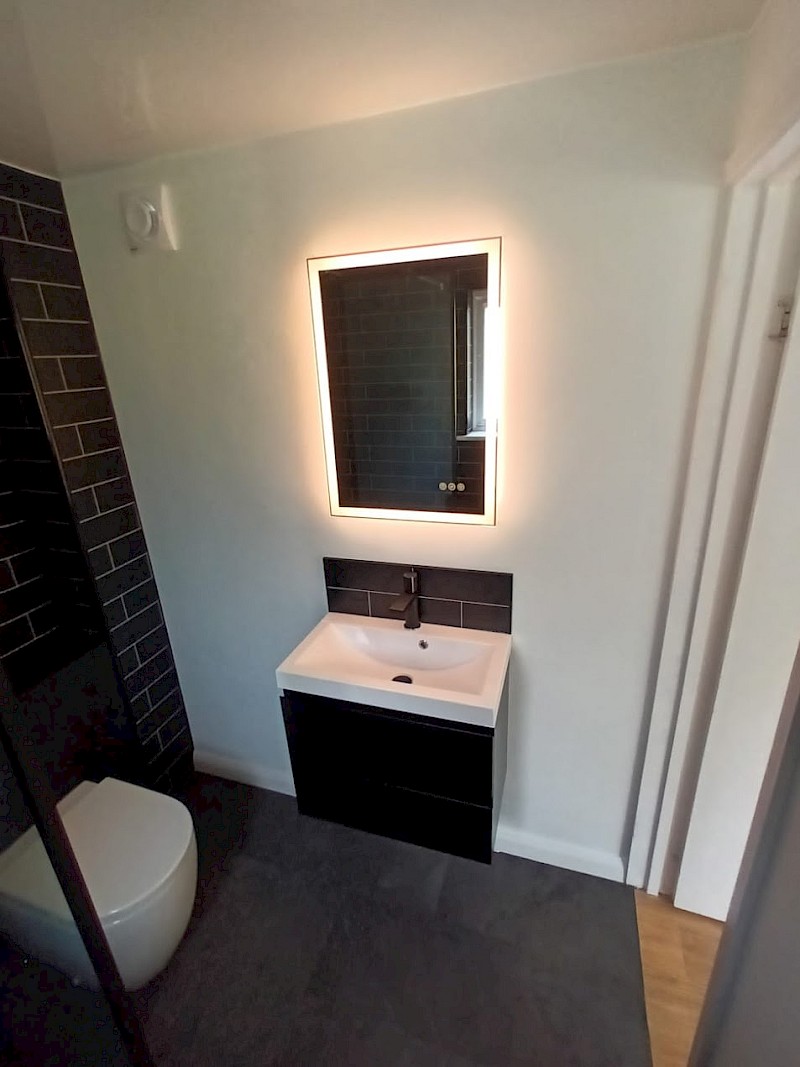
323,557 -> 512,634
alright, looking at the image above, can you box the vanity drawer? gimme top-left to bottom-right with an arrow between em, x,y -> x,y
298,776 -> 493,864
281,691 -> 493,806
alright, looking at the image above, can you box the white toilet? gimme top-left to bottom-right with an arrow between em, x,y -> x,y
0,776 -> 197,990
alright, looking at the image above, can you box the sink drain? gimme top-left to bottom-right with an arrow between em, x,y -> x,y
392,674 -> 413,684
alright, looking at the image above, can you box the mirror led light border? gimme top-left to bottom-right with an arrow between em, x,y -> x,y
308,238 -> 502,526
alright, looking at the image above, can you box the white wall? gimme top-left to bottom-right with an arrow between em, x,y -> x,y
63,39 -> 742,880
727,0 -> 800,179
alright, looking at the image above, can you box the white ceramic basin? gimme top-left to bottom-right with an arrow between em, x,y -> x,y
276,613 -> 511,727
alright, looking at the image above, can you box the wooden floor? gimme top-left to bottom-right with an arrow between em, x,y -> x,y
635,891 -> 724,1067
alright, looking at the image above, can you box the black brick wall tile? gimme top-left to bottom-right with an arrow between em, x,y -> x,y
109,528 -> 146,566
0,164 -> 66,211
326,587 -> 369,615
78,418 -> 119,454
324,556 -> 409,594
148,728 -> 192,780
8,281 -> 44,319
148,668 -> 178,708
0,576 -> 46,623
28,600 -> 59,636
71,486 -> 98,521
462,602 -> 512,634
123,577 -> 157,617
418,597 -> 462,626
60,355 -> 104,389
136,705 -> 160,742
136,624 -> 168,662
96,555 -> 151,602
18,204 -> 73,250
159,710 -> 186,749
148,687 -> 182,730
131,693 -> 149,720
126,648 -> 173,699
8,549 -> 41,583
87,543 -> 113,577
23,321 -> 96,357
80,503 -> 139,549
104,596 -> 126,629
34,357 -> 66,393
369,591 -> 401,620
110,602 -> 161,654
52,425 -> 81,459
63,448 -> 124,490
140,727 -> 160,756
43,387 -> 112,426
94,476 -> 135,513
0,199 -> 24,240
41,285 -> 90,322
0,615 -> 34,654
0,494 -> 24,526
0,560 -> 14,590
118,645 -> 139,676
0,240 -> 82,285
0,521 -> 32,558
416,566 -> 512,607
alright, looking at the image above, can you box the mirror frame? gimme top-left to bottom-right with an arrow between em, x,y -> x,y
308,238 -> 502,525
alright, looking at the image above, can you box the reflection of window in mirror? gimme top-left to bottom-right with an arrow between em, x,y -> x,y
467,289 -> 487,436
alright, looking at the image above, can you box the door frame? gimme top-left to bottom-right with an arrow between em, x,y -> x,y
625,128 -> 800,893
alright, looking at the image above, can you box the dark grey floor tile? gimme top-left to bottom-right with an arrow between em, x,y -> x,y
306,899 -> 533,1064
370,835 -> 450,915
440,851 -> 641,964
138,777 -> 650,1067
242,796 -> 401,897
135,851 -> 333,1066
270,995 -> 480,1067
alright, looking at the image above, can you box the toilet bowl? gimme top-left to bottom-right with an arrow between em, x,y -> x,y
0,776 -> 197,990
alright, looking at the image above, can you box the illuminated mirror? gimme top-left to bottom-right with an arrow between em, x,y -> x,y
309,238 -> 501,524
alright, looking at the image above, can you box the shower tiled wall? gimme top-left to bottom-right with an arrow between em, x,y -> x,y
0,280 -> 101,690
0,161 -> 193,788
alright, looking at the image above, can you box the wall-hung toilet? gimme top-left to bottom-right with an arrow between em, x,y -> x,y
0,777 -> 197,990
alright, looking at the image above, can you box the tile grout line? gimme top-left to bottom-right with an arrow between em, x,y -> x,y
328,583 -> 509,608
9,278 -> 82,290
0,234 -> 75,253
0,194 -> 66,216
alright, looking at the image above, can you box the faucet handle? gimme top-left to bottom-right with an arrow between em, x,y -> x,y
404,569 -> 418,595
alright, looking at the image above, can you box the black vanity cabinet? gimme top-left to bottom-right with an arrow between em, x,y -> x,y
280,685 -> 508,863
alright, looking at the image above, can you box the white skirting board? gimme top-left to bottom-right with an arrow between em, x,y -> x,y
193,750 -> 296,797
494,825 -> 625,883
193,751 -> 625,883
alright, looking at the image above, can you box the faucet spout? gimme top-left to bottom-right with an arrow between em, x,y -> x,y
388,591 -> 421,629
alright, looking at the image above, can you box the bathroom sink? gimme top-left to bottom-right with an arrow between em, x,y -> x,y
276,613 -> 511,727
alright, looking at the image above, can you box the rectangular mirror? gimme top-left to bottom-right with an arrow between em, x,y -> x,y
309,238 -> 501,524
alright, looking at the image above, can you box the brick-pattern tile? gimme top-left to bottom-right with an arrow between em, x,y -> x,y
0,164 -> 193,785
0,281 -> 102,691
324,556 -> 512,634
